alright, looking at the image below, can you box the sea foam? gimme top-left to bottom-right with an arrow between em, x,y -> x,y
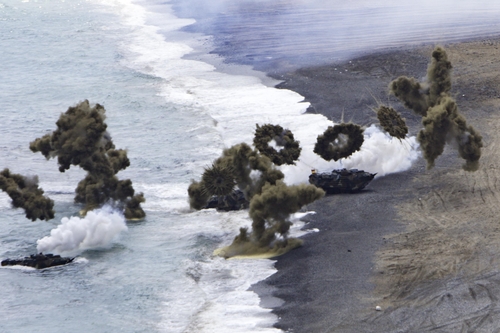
108,2 -> 420,332
114,0 -> 420,187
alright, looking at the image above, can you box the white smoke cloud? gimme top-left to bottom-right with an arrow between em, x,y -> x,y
37,206 -> 128,256
279,122 -> 420,185
341,125 -> 420,175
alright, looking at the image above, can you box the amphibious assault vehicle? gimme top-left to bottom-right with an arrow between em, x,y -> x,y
205,189 -> 249,211
309,168 -> 376,194
2,253 -> 74,269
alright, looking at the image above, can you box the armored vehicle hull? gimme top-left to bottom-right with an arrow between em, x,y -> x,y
2,253 -> 74,269
309,168 -> 376,194
205,189 -> 249,211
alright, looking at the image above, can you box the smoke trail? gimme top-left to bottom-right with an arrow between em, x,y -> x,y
376,106 -> 408,140
30,100 -> 146,218
36,206 -> 127,256
216,181 -> 324,258
389,46 -> 483,170
313,123 -> 364,161
0,168 -> 54,221
188,143 -> 283,209
253,124 -> 301,165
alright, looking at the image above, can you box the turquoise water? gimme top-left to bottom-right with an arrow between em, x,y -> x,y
1,1 -> 499,332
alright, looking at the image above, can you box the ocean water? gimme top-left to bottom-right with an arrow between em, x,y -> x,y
1,1 -> 499,332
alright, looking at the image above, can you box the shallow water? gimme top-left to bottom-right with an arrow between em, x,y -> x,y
1,0 -> 499,332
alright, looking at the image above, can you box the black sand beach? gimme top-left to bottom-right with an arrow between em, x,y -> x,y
254,38 -> 500,332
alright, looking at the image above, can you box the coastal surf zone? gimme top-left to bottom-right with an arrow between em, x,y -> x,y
1,0 -> 500,332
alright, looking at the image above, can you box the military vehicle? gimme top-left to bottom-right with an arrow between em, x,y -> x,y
309,168 -> 376,194
205,189 -> 249,211
1,253 -> 74,269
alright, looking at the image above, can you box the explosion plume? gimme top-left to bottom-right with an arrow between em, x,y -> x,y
220,143 -> 284,197
30,100 -> 145,219
187,180 -> 211,210
187,163 -> 237,210
188,143 -> 284,210
253,124 -> 301,165
389,46 -> 483,170
201,163 -> 236,197
0,168 -> 55,221
314,123 -> 364,161
215,181 -> 325,258
376,106 -> 408,140
389,76 -> 429,117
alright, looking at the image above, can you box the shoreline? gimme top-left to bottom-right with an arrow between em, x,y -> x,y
256,36 -> 500,332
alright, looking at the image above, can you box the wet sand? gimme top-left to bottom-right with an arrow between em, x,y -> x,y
254,37 -> 500,332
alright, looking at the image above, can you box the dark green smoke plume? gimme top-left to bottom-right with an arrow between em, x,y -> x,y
30,100 -> 145,219
389,46 -> 483,171
217,181 -> 325,258
201,163 -> 236,197
188,143 -> 284,210
248,181 -> 324,246
187,163 -> 237,210
0,168 -> 54,221
376,106 -> 408,140
389,76 -> 429,117
418,96 -> 483,171
253,124 -> 301,165
188,180 -> 211,210
314,123 -> 364,161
